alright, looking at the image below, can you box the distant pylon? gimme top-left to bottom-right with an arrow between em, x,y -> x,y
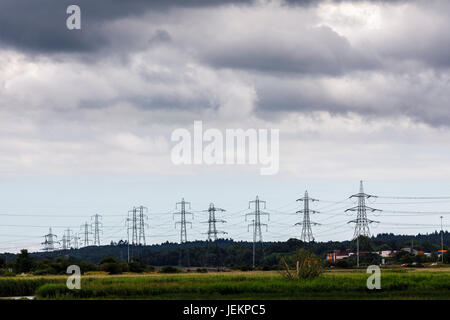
42,227 -> 57,252
91,214 -> 102,246
127,206 -> 148,245
81,221 -> 92,247
64,228 -> 73,249
295,191 -> 320,242
346,181 -> 381,239
128,207 -> 138,245
137,206 -> 148,245
61,234 -> 68,250
202,203 -> 227,268
73,233 -> 80,249
173,198 -> 193,267
204,203 -> 227,241
246,196 -> 269,268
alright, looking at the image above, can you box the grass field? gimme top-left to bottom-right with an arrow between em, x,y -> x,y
1,268 -> 449,300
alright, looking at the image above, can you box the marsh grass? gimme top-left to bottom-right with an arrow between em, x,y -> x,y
31,270 -> 450,300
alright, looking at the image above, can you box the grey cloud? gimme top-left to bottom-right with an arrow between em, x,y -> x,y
202,25 -> 379,76
0,0 -> 406,54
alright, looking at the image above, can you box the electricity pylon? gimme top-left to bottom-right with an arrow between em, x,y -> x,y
246,196 -> 269,268
127,207 -> 138,245
42,228 -> 57,252
346,181 -> 381,239
137,206 -> 148,245
202,203 -> 227,268
91,214 -> 103,246
173,198 -> 193,267
61,234 -> 68,250
346,181 -> 381,267
204,203 -> 227,241
64,228 -> 73,249
81,222 -> 92,247
295,190 -> 320,242
72,233 -> 80,249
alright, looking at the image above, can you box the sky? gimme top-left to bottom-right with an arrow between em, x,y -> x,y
1,0 -> 450,253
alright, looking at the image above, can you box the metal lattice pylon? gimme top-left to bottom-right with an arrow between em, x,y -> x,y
296,191 -> 320,242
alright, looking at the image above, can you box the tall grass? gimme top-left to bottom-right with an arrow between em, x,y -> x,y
0,278 -> 65,297
33,271 -> 450,299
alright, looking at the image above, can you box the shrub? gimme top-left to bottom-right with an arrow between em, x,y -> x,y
128,261 -> 145,273
280,249 -> 324,280
335,259 -> 349,269
159,266 -> 181,274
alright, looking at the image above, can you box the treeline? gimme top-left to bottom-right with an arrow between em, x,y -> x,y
0,232 -> 448,275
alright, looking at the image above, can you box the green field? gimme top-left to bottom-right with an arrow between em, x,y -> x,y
1,268 -> 449,300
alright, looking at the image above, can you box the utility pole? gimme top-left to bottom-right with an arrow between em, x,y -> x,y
346,181 -> 381,267
42,228 -> 57,252
203,203 -> 227,268
295,191 -> 320,242
81,222 -> 92,247
441,216 -> 444,263
91,214 -> 102,246
173,198 -> 193,267
246,196 -> 269,268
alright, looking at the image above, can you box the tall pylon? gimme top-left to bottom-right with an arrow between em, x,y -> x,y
204,203 -> 227,241
42,227 -> 57,252
72,233 -> 80,249
246,196 -> 269,268
128,207 -> 138,245
295,191 -> 320,242
61,234 -> 68,250
91,214 -> 102,246
202,203 -> 227,268
173,198 -> 193,267
63,228 -> 73,249
137,206 -> 148,245
127,206 -> 148,245
81,221 -> 92,247
346,180 -> 381,239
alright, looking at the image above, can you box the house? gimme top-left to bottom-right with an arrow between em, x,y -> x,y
326,251 -> 349,262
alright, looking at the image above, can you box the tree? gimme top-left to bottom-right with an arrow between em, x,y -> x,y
15,249 -> 33,273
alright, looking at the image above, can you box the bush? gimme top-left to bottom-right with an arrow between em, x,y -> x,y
336,259 -> 349,269
159,266 -> 181,274
196,268 -> 208,273
238,265 -> 254,272
145,266 -> 156,272
128,261 -> 145,273
280,249 -> 324,280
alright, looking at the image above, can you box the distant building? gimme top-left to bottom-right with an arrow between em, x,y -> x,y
326,251 -> 349,262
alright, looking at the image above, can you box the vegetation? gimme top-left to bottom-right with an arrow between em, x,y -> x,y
280,249 -> 323,280
27,269 -> 450,300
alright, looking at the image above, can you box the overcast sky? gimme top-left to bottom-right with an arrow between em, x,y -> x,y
1,0 -> 449,252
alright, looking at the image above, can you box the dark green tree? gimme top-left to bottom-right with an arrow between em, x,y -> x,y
15,249 -> 33,273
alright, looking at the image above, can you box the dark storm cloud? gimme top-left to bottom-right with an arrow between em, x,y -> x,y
0,0 -> 407,53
